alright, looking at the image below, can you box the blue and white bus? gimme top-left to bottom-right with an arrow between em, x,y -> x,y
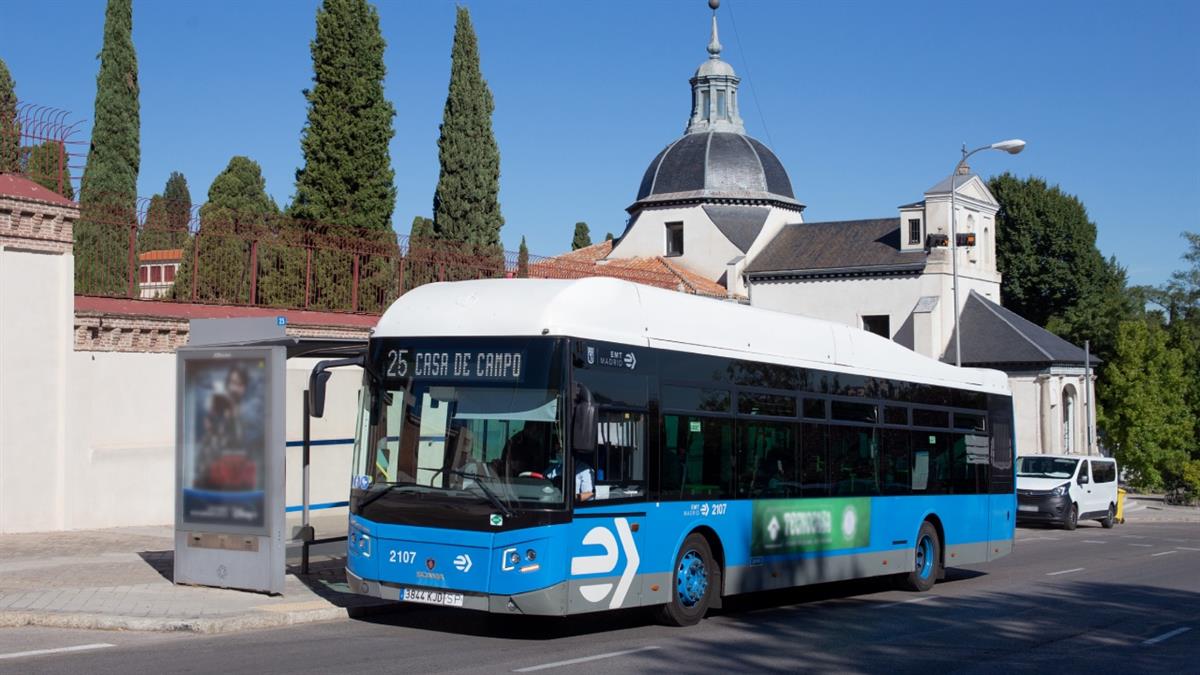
337,278 -> 1015,625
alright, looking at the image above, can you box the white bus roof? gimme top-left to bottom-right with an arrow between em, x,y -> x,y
375,278 -> 1010,396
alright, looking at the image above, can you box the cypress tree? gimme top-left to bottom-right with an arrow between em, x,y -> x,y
138,171 -> 190,252
291,0 -> 396,230
571,222 -> 591,250
433,6 -> 503,253
173,157 -> 277,303
410,215 -> 434,242
0,58 -> 18,174
76,0 -> 140,296
26,142 -> 75,199
517,236 -> 529,278
291,0 -> 398,311
605,232 -> 614,241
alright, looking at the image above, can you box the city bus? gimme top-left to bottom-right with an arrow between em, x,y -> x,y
331,277 -> 1015,626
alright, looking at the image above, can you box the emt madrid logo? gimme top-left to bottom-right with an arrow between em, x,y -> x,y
752,498 -> 871,556
570,518 -> 640,609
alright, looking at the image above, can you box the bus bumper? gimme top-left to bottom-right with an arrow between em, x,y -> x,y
345,567 -> 569,616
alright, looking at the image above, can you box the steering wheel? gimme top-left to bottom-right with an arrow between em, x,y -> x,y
518,471 -> 545,479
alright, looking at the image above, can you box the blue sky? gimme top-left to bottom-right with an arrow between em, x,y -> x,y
2,0 -> 1197,286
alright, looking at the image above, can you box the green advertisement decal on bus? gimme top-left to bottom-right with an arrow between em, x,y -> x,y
752,498 -> 872,556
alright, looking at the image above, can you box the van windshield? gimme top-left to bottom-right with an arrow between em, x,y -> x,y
1017,457 -> 1078,479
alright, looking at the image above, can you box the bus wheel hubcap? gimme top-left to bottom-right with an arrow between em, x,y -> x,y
676,550 -> 707,607
916,536 -> 934,579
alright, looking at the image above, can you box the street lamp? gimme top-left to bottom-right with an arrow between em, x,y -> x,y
949,139 -> 1026,367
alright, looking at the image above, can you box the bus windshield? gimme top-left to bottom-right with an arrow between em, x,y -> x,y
1016,456 -> 1078,479
351,340 -> 567,511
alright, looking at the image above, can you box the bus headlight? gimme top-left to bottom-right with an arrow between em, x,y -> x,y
526,548 -> 537,561
508,550 -> 522,566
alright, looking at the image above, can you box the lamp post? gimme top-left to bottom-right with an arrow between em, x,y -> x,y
949,139 -> 1026,367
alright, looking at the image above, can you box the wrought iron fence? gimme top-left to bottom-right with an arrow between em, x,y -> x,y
73,207 -> 699,314
0,103 -> 86,198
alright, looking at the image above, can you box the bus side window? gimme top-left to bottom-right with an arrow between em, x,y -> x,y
661,414 -> 733,499
800,422 -> 829,497
828,426 -> 879,496
879,428 -> 911,495
591,411 -> 646,500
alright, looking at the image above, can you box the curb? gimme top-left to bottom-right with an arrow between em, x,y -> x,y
0,602 -> 404,635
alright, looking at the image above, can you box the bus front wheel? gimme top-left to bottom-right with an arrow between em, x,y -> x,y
655,533 -> 716,627
901,522 -> 941,592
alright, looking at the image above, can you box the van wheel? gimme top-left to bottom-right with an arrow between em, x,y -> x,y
1100,504 -> 1115,529
1063,504 -> 1078,531
901,522 -> 941,592
655,533 -> 716,627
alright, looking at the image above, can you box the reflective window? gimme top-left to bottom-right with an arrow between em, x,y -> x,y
879,428 -> 911,495
738,421 -> 795,497
913,408 -> 950,428
662,384 -> 730,413
829,426 -> 879,496
802,398 -> 827,420
884,406 -> 908,425
662,415 -> 733,499
832,401 -> 877,424
738,392 -> 796,417
799,423 -> 829,496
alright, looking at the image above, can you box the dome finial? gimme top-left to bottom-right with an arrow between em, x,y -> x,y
707,0 -> 722,58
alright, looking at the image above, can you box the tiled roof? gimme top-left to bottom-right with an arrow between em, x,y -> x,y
945,290 -> 1095,367
138,248 -> 183,262
746,218 -> 926,276
0,173 -> 76,207
528,240 -> 729,298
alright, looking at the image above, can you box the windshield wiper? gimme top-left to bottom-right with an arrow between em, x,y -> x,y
449,470 -> 514,518
357,482 -> 417,511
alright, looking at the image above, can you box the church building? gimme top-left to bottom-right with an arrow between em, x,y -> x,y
575,2 -> 1098,457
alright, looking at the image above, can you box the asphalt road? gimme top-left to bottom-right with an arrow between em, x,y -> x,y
2,520 -> 1197,674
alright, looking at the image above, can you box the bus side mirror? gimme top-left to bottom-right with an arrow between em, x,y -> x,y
572,384 -> 597,453
308,370 -> 332,419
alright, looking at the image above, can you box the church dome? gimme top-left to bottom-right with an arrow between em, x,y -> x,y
634,130 -> 797,206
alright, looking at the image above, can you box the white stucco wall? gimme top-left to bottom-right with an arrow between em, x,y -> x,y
1007,370 -> 1094,457
0,247 -> 73,533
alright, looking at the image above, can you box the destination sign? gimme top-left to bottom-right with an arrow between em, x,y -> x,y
385,348 -> 524,382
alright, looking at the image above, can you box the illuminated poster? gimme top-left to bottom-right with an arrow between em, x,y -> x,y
181,356 -> 269,529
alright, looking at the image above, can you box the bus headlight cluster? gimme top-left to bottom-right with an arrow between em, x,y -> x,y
525,549 -> 537,561
508,550 -> 522,566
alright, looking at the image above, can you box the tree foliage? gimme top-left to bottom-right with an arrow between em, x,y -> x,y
432,6 -> 503,251
76,0 -> 140,295
989,173 -> 1112,328
291,0 -> 396,231
0,57 -> 17,174
138,171 -> 190,252
571,221 -> 591,250
25,142 -> 75,199
173,157 -> 277,303
1100,319 -> 1194,491
517,236 -> 529,278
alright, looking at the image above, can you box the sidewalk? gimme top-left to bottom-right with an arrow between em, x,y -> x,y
1121,494 -> 1200,523
0,523 -> 398,634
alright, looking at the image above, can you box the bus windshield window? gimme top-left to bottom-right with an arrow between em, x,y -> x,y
1016,457 -> 1078,479
352,382 -> 567,508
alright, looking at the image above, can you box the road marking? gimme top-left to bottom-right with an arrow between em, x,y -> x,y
1081,540 -> 1106,544
1018,536 -> 1060,542
1142,627 -> 1192,646
1176,547 -> 1200,551
1129,544 -> 1154,547
514,646 -> 661,672
1046,567 -> 1084,576
1123,535 -> 1148,539
877,595 -> 938,609
0,644 -> 116,661
1151,551 -> 1178,557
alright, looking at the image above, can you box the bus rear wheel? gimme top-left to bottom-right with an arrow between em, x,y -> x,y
655,533 -> 716,627
901,522 -> 941,592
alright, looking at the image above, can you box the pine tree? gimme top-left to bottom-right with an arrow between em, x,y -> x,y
76,0 -> 140,296
173,157 -> 277,303
517,236 -> 529,278
25,142 -> 74,199
0,58 -> 18,174
138,172 -> 190,252
433,6 -> 503,254
571,222 -> 591,250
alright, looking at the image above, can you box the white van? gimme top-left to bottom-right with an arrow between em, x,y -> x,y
1016,455 -> 1119,530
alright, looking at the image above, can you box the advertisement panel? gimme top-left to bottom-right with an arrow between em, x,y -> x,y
180,355 -> 270,530
751,498 -> 872,556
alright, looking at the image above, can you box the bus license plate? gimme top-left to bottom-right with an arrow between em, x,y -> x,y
402,588 -> 464,607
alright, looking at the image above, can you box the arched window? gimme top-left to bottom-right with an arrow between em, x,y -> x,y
1062,385 -> 1076,453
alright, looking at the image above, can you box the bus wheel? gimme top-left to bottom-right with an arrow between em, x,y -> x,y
901,522 -> 941,592
655,533 -> 716,627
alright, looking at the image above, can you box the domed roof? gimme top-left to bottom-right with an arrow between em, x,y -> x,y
694,58 -> 735,78
634,131 -> 798,207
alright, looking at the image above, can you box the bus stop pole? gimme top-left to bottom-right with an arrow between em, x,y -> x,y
301,391 -> 311,574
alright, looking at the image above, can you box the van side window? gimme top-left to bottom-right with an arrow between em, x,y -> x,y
1077,461 -> 1090,485
1091,461 -> 1116,483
